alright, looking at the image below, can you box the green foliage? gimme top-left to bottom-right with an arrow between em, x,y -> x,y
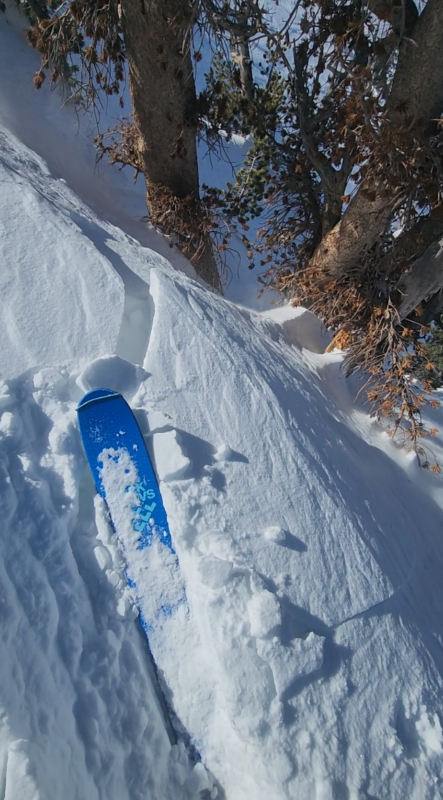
197,51 -> 284,142
200,50 -> 321,272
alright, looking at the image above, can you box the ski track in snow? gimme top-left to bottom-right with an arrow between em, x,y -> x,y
1,5 -> 443,799
0,371 -> 210,800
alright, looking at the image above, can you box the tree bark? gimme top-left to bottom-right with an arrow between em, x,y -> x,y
231,35 -> 254,102
396,237 -> 443,322
305,0 -> 443,282
377,214 -> 443,279
389,0 -> 443,127
119,0 -> 221,290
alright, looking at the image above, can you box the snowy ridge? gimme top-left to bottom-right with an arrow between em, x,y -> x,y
1,6 -> 443,799
136,268 -> 443,798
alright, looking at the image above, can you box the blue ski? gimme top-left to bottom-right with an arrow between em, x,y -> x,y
77,389 -> 187,740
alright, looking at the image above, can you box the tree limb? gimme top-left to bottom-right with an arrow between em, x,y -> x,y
294,43 -> 352,235
231,34 -> 254,101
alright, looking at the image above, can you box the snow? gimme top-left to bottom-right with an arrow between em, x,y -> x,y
77,356 -> 147,396
0,126 -> 124,377
263,525 -> 287,542
0,4 -> 443,800
247,590 -> 282,637
152,430 -> 191,482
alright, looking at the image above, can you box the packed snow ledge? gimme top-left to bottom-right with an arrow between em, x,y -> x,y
1,9 -> 443,800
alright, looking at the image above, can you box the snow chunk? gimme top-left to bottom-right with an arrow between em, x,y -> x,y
48,421 -> 76,456
77,355 -> 147,395
260,306 -> 331,353
0,410 -> 23,440
263,526 -> 286,543
214,443 -> 235,462
416,707 -> 443,756
0,380 -> 13,411
248,591 -> 281,638
152,429 -> 190,481
292,632 -> 324,674
33,368 -> 67,394
93,544 -> 112,572
198,555 -> 233,589
185,762 -> 212,794
256,632 -> 324,699
145,410 -> 173,433
4,740 -> 40,800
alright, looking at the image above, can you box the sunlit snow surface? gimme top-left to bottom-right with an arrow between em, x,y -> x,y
1,5 -> 443,800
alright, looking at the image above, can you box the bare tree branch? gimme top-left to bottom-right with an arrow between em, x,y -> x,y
294,43 -> 351,235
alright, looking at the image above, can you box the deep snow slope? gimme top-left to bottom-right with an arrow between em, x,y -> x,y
0,115 -> 211,800
132,268 -> 443,800
1,5 -> 443,800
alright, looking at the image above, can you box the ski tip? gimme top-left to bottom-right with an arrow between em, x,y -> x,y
77,388 -> 122,412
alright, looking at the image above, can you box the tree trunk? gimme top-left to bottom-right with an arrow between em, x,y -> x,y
396,237 -> 443,322
377,215 -> 443,280
306,0 -> 443,282
389,0 -> 443,127
119,0 -> 221,291
231,34 -> 254,102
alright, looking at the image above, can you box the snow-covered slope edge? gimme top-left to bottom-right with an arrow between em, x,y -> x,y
0,124 -> 213,798
130,267 -> 443,800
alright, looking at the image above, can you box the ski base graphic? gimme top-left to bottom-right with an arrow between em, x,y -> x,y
77,389 -> 187,740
